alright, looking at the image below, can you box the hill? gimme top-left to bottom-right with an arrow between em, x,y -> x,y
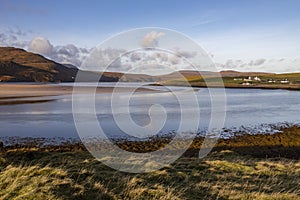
0,47 -> 117,82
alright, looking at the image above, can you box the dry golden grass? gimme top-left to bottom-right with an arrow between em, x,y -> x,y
0,127 -> 299,199
0,147 -> 299,200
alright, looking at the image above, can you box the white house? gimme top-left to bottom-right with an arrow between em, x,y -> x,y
268,79 -> 276,83
253,76 -> 261,81
243,76 -> 252,81
242,82 -> 251,86
233,78 -> 242,81
280,79 -> 289,84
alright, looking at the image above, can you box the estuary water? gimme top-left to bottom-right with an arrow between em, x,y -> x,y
1,83 -> 300,144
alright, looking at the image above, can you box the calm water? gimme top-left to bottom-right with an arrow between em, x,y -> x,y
1,83 -> 300,141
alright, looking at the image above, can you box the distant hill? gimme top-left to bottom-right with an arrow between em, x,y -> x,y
102,71 -> 224,82
164,70 -> 274,78
0,47 -> 117,82
220,70 -> 274,77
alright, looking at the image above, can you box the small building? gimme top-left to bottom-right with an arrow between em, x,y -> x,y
253,76 -> 261,81
242,82 -> 251,86
280,79 -> 289,84
233,78 -> 242,81
268,79 -> 276,83
243,76 -> 252,82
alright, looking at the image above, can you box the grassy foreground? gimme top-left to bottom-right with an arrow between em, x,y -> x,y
0,128 -> 300,200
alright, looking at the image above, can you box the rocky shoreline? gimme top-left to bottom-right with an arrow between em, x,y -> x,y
1,124 -> 299,159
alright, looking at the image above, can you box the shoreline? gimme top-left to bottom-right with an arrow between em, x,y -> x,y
1,125 -> 299,159
150,82 -> 300,91
200,84 -> 300,91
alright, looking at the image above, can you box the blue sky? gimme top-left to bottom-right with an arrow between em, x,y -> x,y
1,0 -> 300,72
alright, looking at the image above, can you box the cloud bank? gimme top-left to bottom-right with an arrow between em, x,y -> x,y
1,29 -> 300,73
0,28 -> 91,67
27,37 -> 91,67
0,28 -> 29,48
216,58 -> 300,73
81,31 -> 200,74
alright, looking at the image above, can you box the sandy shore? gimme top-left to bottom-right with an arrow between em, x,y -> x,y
0,83 -> 161,99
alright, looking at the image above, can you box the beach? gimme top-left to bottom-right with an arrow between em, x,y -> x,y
0,84 -> 160,98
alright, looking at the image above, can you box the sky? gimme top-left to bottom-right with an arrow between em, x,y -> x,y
1,0 -> 300,73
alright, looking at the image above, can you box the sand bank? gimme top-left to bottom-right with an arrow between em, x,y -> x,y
0,83 -> 160,99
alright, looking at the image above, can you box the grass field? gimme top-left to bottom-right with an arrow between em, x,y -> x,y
0,127 -> 300,200
157,72 -> 300,90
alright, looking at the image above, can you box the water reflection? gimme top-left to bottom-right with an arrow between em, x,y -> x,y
1,84 -> 300,141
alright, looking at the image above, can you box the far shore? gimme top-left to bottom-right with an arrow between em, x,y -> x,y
150,82 -> 300,91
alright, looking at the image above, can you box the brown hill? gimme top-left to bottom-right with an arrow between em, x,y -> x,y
0,47 -> 117,82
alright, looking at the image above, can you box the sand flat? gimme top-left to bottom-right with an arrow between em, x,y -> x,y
0,83 -> 161,99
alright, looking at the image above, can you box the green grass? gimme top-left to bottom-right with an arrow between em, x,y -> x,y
160,72 -> 300,90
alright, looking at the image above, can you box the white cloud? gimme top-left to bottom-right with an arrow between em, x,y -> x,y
81,47 -> 198,75
140,31 -> 165,48
28,37 -> 53,56
81,47 -> 126,70
51,44 -> 82,66
25,36 -> 90,66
